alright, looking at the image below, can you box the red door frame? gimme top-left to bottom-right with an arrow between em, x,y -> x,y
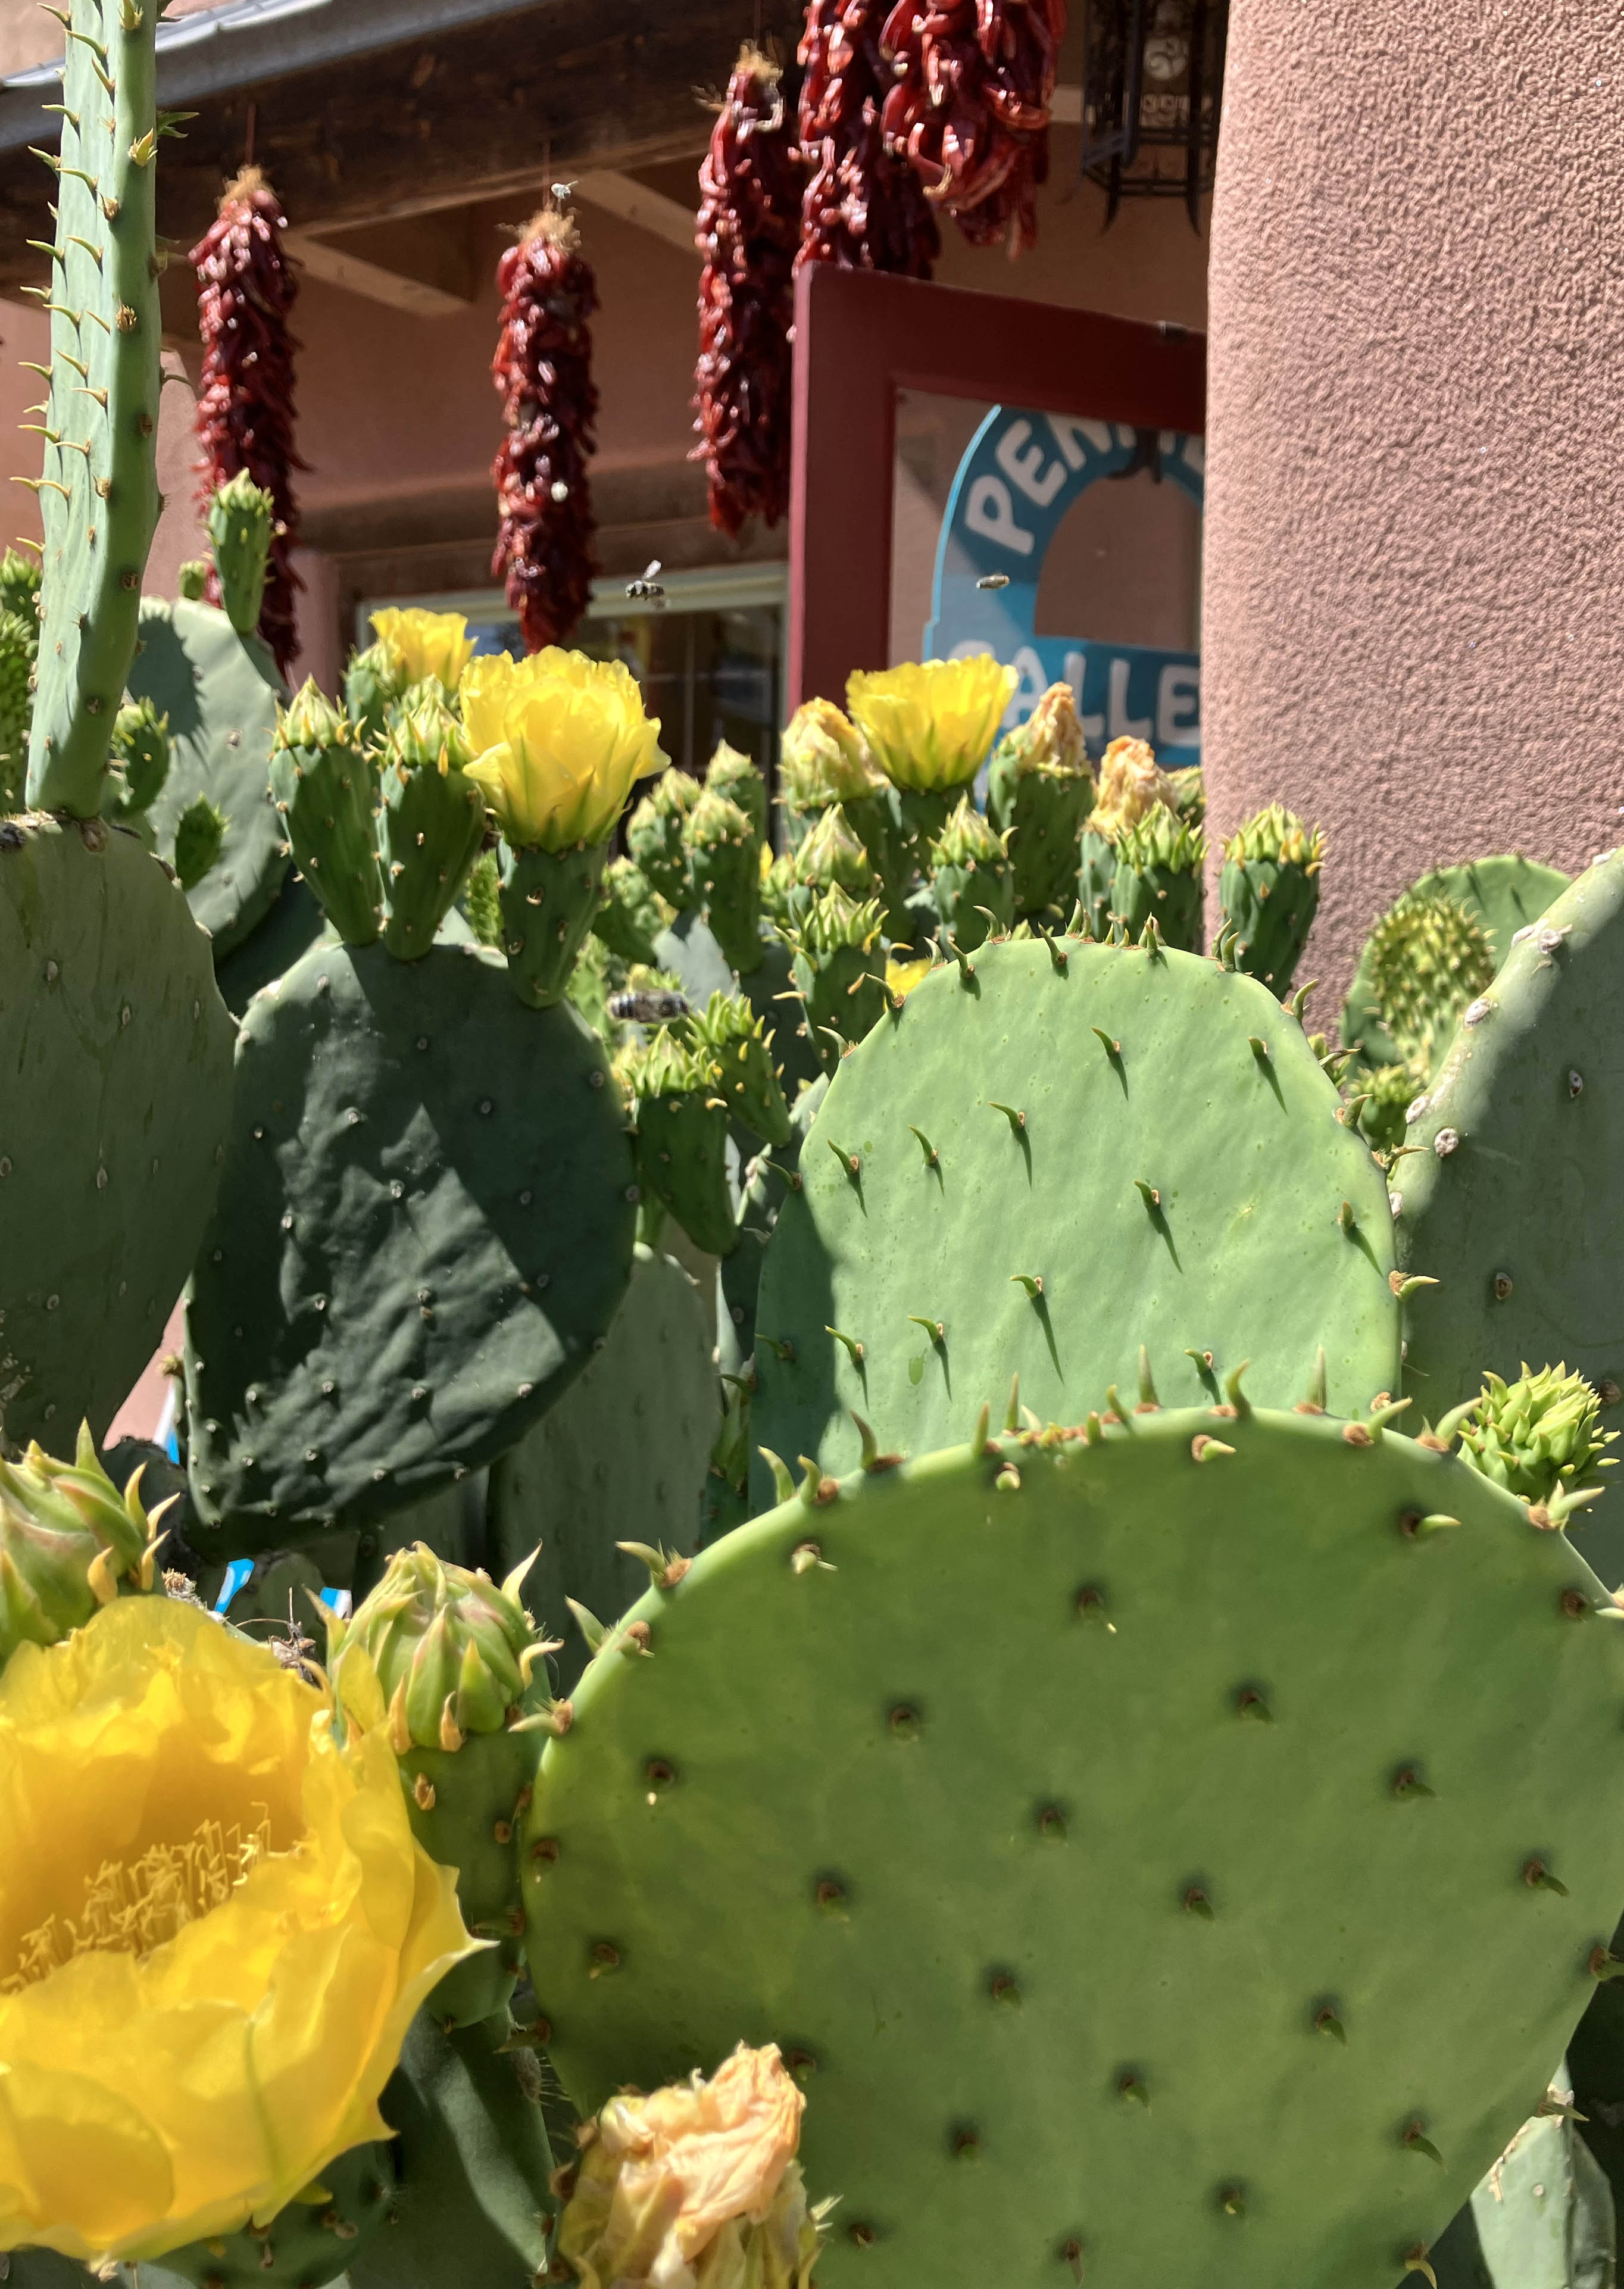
786,264 -> 1207,710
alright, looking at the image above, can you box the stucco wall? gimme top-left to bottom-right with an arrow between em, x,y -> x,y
1203,0 -> 1624,1027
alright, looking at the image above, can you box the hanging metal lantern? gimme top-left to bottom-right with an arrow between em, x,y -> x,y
1077,0 -> 1229,226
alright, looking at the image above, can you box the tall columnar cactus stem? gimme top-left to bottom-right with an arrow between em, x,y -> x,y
23,0 -> 163,816
191,167 -> 305,674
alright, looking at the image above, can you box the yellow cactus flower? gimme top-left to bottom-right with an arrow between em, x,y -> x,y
845,655 -> 1017,794
461,648 -> 669,852
369,608 -> 477,697
558,2044 -> 825,2289
0,1597 -> 476,2265
885,951 -> 934,1001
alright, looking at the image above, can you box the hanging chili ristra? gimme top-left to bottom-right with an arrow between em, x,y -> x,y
797,0 -> 940,275
490,208 -> 599,652
880,0 -> 1067,257
190,166 -> 305,673
692,45 -> 803,536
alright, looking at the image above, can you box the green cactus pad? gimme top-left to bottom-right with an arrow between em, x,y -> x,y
751,936 -> 1397,1495
525,1407 -> 1624,2289
126,598 -> 288,957
1396,854 -> 1624,1545
0,817 -> 234,1448
211,872 -> 326,1017
157,2141 -> 395,2289
185,939 -> 637,1544
350,2010 -> 555,2289
1342,857 -> 1570,1066
488,1244 -> 717,1694
1429,2079 -> 1614,2289
499,840 -> 607,1008
24,0 -> 162,817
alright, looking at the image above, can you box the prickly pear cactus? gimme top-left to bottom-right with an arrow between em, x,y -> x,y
1397,855 -> 1624,1572
1111,806 -> 1206,952
126,597 -> 288,956
627,769 -> 699,910
157,2141 -> 396,2289
1429,2075 -> 1614,2289
1447,1366 -> 1618,1509
929,795 -> 1013,953
24,0 -> 163,817
751,936 -> 1398,1494
623,1033 -> 738,1257
185,938 -> 637,1544
0,1423 -> 166,1671
0,602 -> 36,814
783,884 -> 889,1076
206,471 -> 275,644
1363,889 -> 1496,1077
985,683 -> 1095,922
525,1405 -> 1624,2289
377,695 -> 486,961
268,680 -> 382,945
684,786 -> 761,976
1342,858 -> 1570,1068
1219,804 -> 1324,997
486,1244 -> 718,1694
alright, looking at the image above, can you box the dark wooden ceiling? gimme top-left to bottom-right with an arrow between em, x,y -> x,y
0,0 -> 805,295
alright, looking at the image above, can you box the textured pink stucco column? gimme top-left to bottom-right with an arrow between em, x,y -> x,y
1202,0 -> 1624,1025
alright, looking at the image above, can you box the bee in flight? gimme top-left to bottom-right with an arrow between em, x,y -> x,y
976,572 -> 1011,591
625,560 -> 666,605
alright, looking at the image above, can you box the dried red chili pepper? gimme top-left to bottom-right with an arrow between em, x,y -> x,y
190,166 -> 305,673
490,209 -> 599,652
879,0 -> 1067,257
797,0 -> 940,276
692,45 -> 804,536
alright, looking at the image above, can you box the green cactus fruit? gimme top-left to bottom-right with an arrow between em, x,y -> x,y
688,989 -> 794,1148
526,1404 -> 1624,2289
685,785 -> 763,977
345,639 -> 410,752
1441,1364 -> 1619,1510
704,738 -> 769,842
627,769 -> 700,910
207,470 -> 276,644
269,679 -> 384,945
1343,857 -> 1571,1070
378,695 -> 488,961
107,695 -> 170,815
126,597 -> 289,958
985,683 -> 1096,921
1428,2075 -> 1614,2289
463,848 -> 503,948
24,0 -> 163,818
792,803 -> 883,912
158,2142 -> 396,2289
173,792 -> 227,892
1392,854 -> 1624,1573
1365,888 -> 1497,1075
779,697 -> 883,814
185,937 -> 638,1544
487,1243 -> 718,1695
0,1422 -> 167,1672
1111,805 -> 1207,951
495,839 -> 607,1008
0,546 -> 41,622
1167,763 -> 1205,824
1355,1060 -> 1425,1156
0,605 -> 36,815
751,934 -> 1397,1493
331,1542 -> 555,2027
929,793 -> 1014,953
176,557 -> 210,602
761,845 -> 798,927
1219,804 -> 1324,996
624,1033 -> 738,1258
783,884 -> 889,1076
349,2009 -> 556,2289
593,855 -> 667,966
0,816 -> 235,1449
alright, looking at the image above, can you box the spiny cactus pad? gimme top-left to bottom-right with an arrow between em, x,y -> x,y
525,1407 -> 1624,2289
1342,858 -> 1570,1069
0,817 -> 234,1448
751,936 -> 1397,1495
487,1244 -> 718,1694
126,598 -> 288,957
1397,854 -> 1624,1560
185,938 -> 636,1543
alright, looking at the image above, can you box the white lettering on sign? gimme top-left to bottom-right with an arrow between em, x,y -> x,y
1045,414 -> 1116,470
1157,663 -> 1201,750
994,419 -> 1067,508
1063,649 -> 1106,742
963,475 -> 1034,556
1107,657 -> 1153,742
1010,645 -> 1047,724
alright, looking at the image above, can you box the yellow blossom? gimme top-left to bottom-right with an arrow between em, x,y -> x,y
369,608 -> 477,697
0,1597 -> 476,2265
885,952 -> 933,1000
845,656 -> 1017,793
461,649 -> 669,852
777,699 -> 883,811
558,2044 -> 824,2289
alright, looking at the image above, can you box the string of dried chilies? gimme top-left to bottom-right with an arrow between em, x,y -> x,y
797,0 -> 941,274
692,45 -> 804,536
880,0 -> 1067,257
190,166 -> 305,672
490,210 -> 599,651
